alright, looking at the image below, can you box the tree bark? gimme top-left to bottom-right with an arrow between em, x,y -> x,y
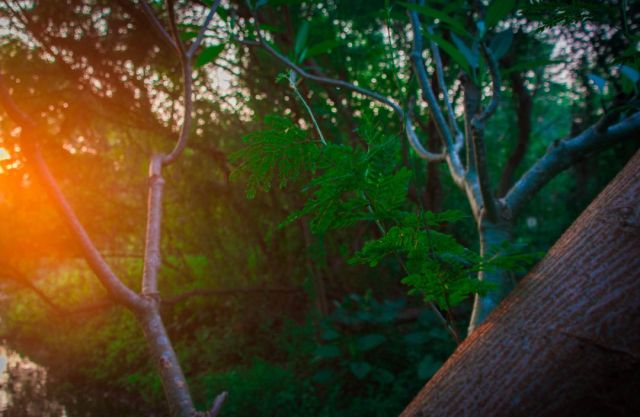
467,219 -> 512,334
401,149 -> 640,417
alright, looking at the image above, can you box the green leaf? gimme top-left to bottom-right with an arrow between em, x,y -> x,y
422,31 -> 471,74
503,59 -> 565,75
356,334 -> 386,352
620,65 -> 639,84
417,355 -> 442,379
485,0 -> 516,28
349,361 -> 372,379
489,29 -> 513,60
451,32 -> 478,69
587,74 -> 606,94
294,21 -> 310,58
230,115 -> 316,198
195,44 -> 225,68
179,31 -> 198,41
314,344 -> 342,359
399,2 -> 468,37
306,39 -> 341,58
258,24 -> 282,33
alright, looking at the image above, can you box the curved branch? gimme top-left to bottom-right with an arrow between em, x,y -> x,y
408,9 -> 455,151
187,0 -> 221,58
139,0 -> 178,52
505,111 -> 640,216
165,0 -> 187,57
253,34 -> 404,116
427,26 -> 463,147
406,101 -> 446,161
407,6 -> 465,181
477,43 -> 501,124
0,75 -> 142,311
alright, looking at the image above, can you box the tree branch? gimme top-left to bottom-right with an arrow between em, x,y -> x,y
141,154 -> 165,298
139,0 -> 178,52
427,26 -> 463,149
476,43 -> 501,124
505,111 -> 640,215
242,7 -> 449,163
187,0 -> 221,58
407,6 -> 465,183
165,0 -> 187,57
407,9 -> 456,155
498,69 -> 532,197
0,75 -> 142,311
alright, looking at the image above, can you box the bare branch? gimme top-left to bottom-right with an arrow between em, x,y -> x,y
139,0 -> 178,52
407,9 -> 454,151
186,0 -> 221,59
141,154 -> 166,298
165,0 -> 187,57
208,392 -> 228,417
470,125 -> 499,222
1,267 -> 64,313
0,75 -> 142,311
505,111 -> 640,216
477,43 -> 501,124
407,6 -> 465,181
406,101 -> 446,161
498,69 -> 532,197
427,26 -> 463,148
254,34 -> 404,116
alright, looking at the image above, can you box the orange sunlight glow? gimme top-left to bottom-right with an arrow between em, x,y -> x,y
0,148 -> 10,174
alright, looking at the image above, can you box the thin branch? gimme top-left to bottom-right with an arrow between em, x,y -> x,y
505,111 -> 640,216
498,69 -> 532,197
139,0 -> 178,52
406,101 -> 446,161
243,10 -> 448,162
165,0 -> 186,57
407,9 -> 455,152
407,6 -> 465,181
1,268 -> 64,313
208,392 -> 228,417
141,154 -> 166,298
427,26 -> 463,148
243,3 -> 401,112
161,3 -> 193,165
470,122 -> 499,222
0,75 -> 142,311
186,0 -> 221,58
477,43 -> 501,124
289,71 -> 327,146
253,34 -> 404,116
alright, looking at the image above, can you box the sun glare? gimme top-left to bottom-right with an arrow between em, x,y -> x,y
0,148 -> 9,161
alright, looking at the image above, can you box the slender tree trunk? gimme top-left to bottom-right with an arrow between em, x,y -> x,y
137,303 -> 194,417
467,218 -> 512,334
401,150 -> 640,417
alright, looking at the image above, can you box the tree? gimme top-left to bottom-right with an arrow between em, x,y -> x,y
236,0 -> 640,333
400,148 -> 640,417
0,1 -> 229,416
0,0 -> 638,416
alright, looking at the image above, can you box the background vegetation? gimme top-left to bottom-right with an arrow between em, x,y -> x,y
0,0 -> 637,415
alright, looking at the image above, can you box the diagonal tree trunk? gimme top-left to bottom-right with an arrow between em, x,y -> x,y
401,149 -> 640,417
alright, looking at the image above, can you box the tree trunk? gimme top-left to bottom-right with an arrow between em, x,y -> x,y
467,219 -> 513,334
401,150 -> 640,417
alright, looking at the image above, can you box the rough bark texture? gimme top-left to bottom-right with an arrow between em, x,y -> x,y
401,149 -> 640,417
